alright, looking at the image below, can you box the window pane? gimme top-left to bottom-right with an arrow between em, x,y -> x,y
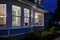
0,4 -> 6,26
24,8 -> 29,17
12,16 -> 16,21
12,17 -> 20,26
24,18 -> 29,26
12,5 -> 21,16
39,0 -> 43,5
35,0 -> 37,3
35,12 -> 43,25
39,0 -> 41,4
12,10 -> 16,16
24,8 -> 29,26
12,5 -> 21,26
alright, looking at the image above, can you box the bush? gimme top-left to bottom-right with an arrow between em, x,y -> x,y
50,26 -> 56,34
19,26 -> 56,40
23,32 -> 40,40
9,38 -> 18,40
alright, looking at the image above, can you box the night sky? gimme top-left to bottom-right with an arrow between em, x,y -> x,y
29,0 -> 57,13
44,0 -> 57,13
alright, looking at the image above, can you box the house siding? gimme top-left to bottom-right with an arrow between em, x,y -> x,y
0,0 -> 46,37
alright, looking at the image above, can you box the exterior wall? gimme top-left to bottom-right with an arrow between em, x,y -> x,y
0,0 -> 45,37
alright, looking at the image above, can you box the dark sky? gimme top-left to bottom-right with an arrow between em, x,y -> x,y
28,0 -> 57,13
44,0 -> 57,13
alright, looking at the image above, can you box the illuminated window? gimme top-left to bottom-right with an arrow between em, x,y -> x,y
35,0 -> 37,3
12,5 -> 21,26
24,8 -> 29,26
35,0 -> 43,5
39,0 -> 43,5
39,0 -> 41,4
35,12 -> 44,26
0,4 -> 6,26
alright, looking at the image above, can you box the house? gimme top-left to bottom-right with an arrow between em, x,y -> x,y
0,0 -> 47,37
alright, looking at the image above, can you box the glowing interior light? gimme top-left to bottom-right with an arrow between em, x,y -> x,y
0,16 -> 6,17
0,16 -> 4,17
35,15 -> 38,18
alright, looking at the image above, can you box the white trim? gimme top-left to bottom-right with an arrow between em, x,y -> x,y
18,0 -> 47,12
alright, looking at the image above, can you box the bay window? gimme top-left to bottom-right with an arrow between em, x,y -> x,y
0,4 -> 6,26
24,8 -> 30,26
12,5 -> 21,26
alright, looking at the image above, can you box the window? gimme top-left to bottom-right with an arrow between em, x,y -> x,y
39,0 -> 43,5
39,0 -> 41,4
35,0 -> 43,5
12,5 -> 21,26
0,4 -> 6,26
35,0 -> 37,3
35,12 -> 44,26
24,8 -> 29,26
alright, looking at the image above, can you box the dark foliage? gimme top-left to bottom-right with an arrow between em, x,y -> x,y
54,0 -> 60,21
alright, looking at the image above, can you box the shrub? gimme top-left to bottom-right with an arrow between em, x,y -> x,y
9,38 -> 18,40
50,26 -> 56,34
22,31 -> 41,40
40,26 -> 56,37
19,26 -> 56,40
